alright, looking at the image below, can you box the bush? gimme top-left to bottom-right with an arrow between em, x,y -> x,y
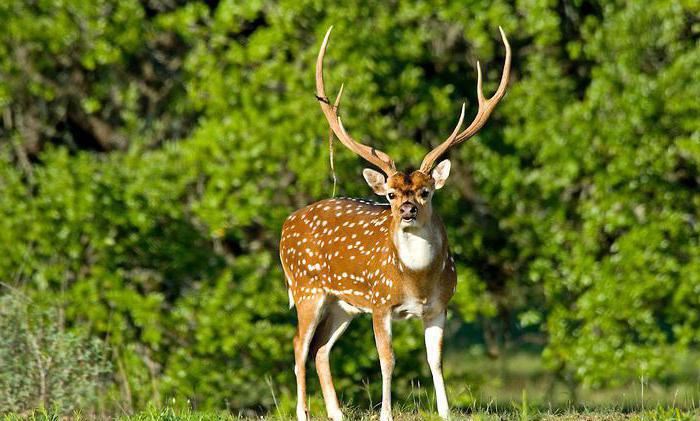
0,0 -> 698,412
0,291 -> 111,414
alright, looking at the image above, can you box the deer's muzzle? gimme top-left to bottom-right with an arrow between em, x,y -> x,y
400,202 -> 418,221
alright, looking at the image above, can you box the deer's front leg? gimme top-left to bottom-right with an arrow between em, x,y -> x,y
372,310 -> 394,421
424,311 -> 449,418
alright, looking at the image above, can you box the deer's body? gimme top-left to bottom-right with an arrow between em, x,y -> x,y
282,25 -> 511,421
281,197 -> 456,318
281,198 -> 456,421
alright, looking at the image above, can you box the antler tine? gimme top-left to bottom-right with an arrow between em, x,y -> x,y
316,26 -> 397,175
420,27 -> 512,173
334,82 -> 344,109
444,103 -> 467,149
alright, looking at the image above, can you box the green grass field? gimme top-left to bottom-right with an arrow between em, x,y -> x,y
443,350 -> 700,410
5,351 -> 700,420
5,405 -> 699,421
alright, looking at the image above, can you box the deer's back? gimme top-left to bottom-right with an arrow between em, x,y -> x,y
280,198 -> 394,309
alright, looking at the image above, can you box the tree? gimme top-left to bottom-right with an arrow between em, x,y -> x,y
0,0 -> 697,411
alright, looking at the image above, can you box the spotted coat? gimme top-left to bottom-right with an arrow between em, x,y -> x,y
280,197 -> 457,317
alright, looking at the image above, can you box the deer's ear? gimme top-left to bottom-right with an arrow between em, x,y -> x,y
432,159 -> 451,190
363,168 -> 388,195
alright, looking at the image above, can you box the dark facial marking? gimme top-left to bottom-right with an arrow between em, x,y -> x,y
387,171 -> 434,196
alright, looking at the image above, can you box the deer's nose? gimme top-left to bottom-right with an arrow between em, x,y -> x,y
400,202 -> 418,220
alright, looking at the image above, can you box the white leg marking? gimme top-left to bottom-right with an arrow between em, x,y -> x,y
425,311 -> 449,419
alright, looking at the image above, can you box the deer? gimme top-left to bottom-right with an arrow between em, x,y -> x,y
280,26 -> 511,421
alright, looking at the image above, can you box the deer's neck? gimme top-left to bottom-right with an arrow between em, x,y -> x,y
391,214 -> 445,273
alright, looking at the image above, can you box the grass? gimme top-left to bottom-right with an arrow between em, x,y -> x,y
4,351 -> 700,420
443,350 -> 700,410
5,405 -> 700,421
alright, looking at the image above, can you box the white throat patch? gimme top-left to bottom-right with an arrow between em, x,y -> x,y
394,227 -> 439,271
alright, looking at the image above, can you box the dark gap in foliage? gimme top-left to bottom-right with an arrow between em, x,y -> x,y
232,13 -> 269,43
60,113 -> 109,153
557,0 -> 601,100
142,0 -> 195,18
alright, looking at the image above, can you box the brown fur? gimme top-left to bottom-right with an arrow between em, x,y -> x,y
280,174 -> 456,421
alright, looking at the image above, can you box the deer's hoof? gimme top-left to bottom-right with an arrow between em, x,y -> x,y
296,407 -> 308,421
328,408 -> 343,421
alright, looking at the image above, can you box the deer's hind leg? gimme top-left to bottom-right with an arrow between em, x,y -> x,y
293,294 -> 326,421
310,301 -> 354,421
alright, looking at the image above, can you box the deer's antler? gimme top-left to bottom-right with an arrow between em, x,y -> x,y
316,26 -> 397,176
419,27 -> 512,173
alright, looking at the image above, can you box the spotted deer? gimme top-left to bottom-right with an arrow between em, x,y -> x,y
280,26 -> 511,421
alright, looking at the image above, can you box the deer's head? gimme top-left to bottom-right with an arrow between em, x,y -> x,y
315,26 -> 511,228
362,163 -> 450,227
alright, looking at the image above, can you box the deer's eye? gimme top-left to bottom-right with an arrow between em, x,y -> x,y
387,192 -> 396,200
420,189 -> 430,199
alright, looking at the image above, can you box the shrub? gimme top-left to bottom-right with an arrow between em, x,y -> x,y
0,291 -> 111,414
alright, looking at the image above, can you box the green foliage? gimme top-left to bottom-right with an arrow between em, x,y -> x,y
0,291 -> 110,414
0,0 -> 194,152
0,0 -> 698,412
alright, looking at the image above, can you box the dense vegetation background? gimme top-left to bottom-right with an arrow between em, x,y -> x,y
0,0 -> 698,415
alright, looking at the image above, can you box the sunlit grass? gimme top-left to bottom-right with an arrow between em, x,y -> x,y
4,351 -> 700,420
444,349 -> 700,411
5,405 -> 700,421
